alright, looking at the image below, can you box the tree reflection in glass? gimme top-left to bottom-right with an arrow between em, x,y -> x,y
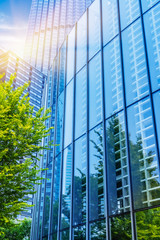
89,124 -> 105,221
106,112 -> 130,215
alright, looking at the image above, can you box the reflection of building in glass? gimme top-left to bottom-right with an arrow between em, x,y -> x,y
24,0 -> 94,74
30,0 -> 160,239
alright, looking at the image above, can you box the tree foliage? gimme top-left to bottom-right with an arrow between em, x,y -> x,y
0,75 -> 53,228
0,218 -> 31,240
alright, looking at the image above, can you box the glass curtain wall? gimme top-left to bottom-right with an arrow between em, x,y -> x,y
31,0 -> 160,239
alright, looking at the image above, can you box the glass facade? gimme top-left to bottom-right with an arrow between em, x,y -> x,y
30,0 -> 160,239
24,0 -> 94,74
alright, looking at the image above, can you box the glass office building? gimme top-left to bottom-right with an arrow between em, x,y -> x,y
24,0 -> 94,74
31,0 -> 160,239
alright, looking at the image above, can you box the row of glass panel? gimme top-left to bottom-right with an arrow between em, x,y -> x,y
43,91 -> 160,238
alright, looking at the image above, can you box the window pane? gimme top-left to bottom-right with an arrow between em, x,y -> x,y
66,28 -> 75,84
76,13 -> 87,72
43,162 -> 52,236
75,67 -> 87,139
122,20 -> 149,105
90,220 -> 106,239
144,3 -> 160,92
89,52 -> 102,129
119,0 -> 140,30
136,207 -> 160,239
64,80 -> 73,148
89,0 -> 101,59
102,0 -> 118,46
141,0 -> 160,12
128,98 -> 160,209
153,91 -> 160,152
73,135 -> 87,226
56,92 -> 64,156
89,124 -> 105,221
110,214 -> 132,240
52,154 -> 62,233
60,229 -> 69,240
106,112 -> 130,215
61,145 -> 72,229
103,37 -> 123,118
73,225 -> 86,240
59,42 -> 66,95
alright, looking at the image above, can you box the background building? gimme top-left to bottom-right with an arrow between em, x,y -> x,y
24,0 -> 94,74
30,0 -> 160,239
0,50 -> 46,219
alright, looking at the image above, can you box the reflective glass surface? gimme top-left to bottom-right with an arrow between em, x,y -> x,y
103,37 -> 123,118
119,0 -> 140,30
106,112 -> 130,215
56,92 -> 64,156
153,91 -> 160,152
122,20 -> 149,106
64,80 -> 73,148
89,52 -> 102,129
102,0 -> 118,46
59,42 -> 66,96
128,98 -> 160,209
76,13 -> 87,72
73,135 -> 87,226
89,124 -> 105,221
89,0 -> 101,59
136,207 -> 160,239
144,3 -> 160,92
75,67 -> 87,139
60,229 -> 69,240
90,220 -> 106,239
110,214 -> 132,240
141,0 -> 160,12
61,145 -> 72,229
43,162 -> 52,236
66,27 -> 75,84
52,154 -> 62,234
73,225 -> 86,240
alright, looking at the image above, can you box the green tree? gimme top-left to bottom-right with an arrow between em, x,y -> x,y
0,75 -> 53,229
0,218 -> 31,240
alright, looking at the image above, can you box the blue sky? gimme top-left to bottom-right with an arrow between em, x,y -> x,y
0,0 -> 32,57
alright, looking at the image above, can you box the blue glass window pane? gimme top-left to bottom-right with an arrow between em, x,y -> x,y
106,112 -> 130,215
89,0 -> 101,60
102,0 -> 118,46
52,154 -> 62,233
61,145 -> 72,229
141,0 -> 160,12
144,3 -> 160,92
76,13 -> 87,72
66,27 -> 75,84
60,229 -> 69,240
89,124 -> 105,221
73,136 -> 87,226
89,52 -> 102,129
128,97 -> 160,209
103,37 -> 123,118
153,91 -> 160,152
90,220 -> 106,239
59,42 -> 66,95
119,0 -> 140,30
75,67 -> 87,139
73,225 -> 86,240
111,214 -> 132,239
64,80 -> 73,148
43,162 -> 52,236
122,20 -> 149,106
56,92 -> 64,156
